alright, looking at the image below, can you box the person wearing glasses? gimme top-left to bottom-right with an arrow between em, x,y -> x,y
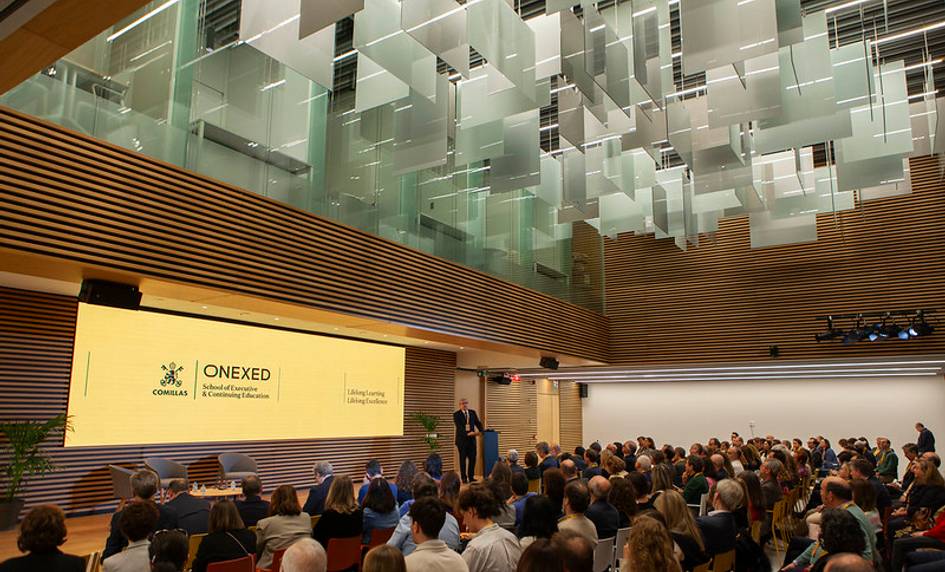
103,502 -> 160,572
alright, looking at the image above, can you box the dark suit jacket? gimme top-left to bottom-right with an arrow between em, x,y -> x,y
191,529 -> 255,572
919,429 -> 936,454
236,495 -> 270,526
697,511 -> 738,555
585,499 -> 620,540
103,501 -> 179,559
868,476 -> 892,513
453,409 -> 483,446
538,456 -> 559,475
312,509 -> 363,549
301,476 -> 333,517
671,531 -> 709,571
167,492 -> 210,534
761,479 -> 783,510
0,551 -> 84,572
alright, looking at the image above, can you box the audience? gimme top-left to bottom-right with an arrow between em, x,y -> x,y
313,475 -> 363,552
359,460 -> 399,504
542,468 -> 566,515
651,464 -> 676,494
550,530 -> 594,572
682,455 -> 709,505
402,497 -> 467,571
517,495 -> 559,549
0,505 -> 84,572
256,484 -> 312,569
395,461 -> 418,506
891,498 -> 945,572
823,553 -> 874,572
557,480 -> 597,543
737,470 -> 766,524
537,442 -> 559,475
516,538 -> 564,572
654,490 -> 708,571
165,479 -> 210,535
389,474 -> 460,556
849,458 -> 891,514
696,479 -> 742,556
191,500 -> 254,572
888,457 -> 945,539
629,470 -> 655,510
560,459 -> 579,483
875,437 -> 899,483
424,453 -> 444,482
281,538 -> 327,572
609,476 -> 638,528
363,477 -> 401,544
363,544 -> 406,572
236,475 -> 269,526
438,471 -> 461,514
148,529 -> 188,572
302,462 -> 335,517
806,509 -> 868,572
102,470 -> 177,559
585,476 -> 619,540
458,483 -> 522,572
623,515 -> 682,572
509,472 -> 537,528
760,458 -> 784,509
103,501 -> 159,572
524,451 -> 541,481
508,450 -> 524,474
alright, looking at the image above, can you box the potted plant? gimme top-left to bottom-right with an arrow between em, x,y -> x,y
0,413 -> 71,530
412,412 -> 440,451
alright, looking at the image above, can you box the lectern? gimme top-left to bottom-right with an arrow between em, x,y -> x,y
482,429 -> 500,477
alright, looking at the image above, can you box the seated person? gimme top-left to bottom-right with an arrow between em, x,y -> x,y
255,485 -> 311,569
403,497 -> 468,572
537,442 -> 559,475
235,475 -> 269,527
388,474 -> 460,556
191,500 -> 255,572
103,501 -> 159,572
313,475 -> 363,551
523,451 -> 541,481
697,479 -> 743,556
682,455 -> 710,505
509,472 -> 537,529
0,505 -> 84,572
581,449 -> 602,479
395,461 -> 418,506
585,476 -> 619,540
357,460 -> 398,505
280,539 -> 326,572
103,470 -> 178,559
458,483 -> 522,572
301,461 -> 334,517
557,480 -> 598,543
165,479 -> 210,535
424,453 -> 443,482
362,477 -> 400,544
148,529 -> 188,572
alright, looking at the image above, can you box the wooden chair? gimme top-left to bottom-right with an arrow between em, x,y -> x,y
327,536 -> 363,572
82,551 -> 102,572
768,499 -> 788,551
186,533 -> 207,572
750,520 -> 762,544
527,479 -> 541,493
693,562 -> 710,572
593,536 -> 615,572
311,514 -> 321,529
710,549 -> 736,572
207,555 -> 255,571
365,527 -> 396,549
270,548 -> 286,572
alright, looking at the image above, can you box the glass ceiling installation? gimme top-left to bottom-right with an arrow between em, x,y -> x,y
2,0 -> 943,312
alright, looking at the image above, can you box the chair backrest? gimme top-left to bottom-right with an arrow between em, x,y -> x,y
593,537 -> 615,572
207,555 -> 256,572
311,514 -> 321,529
144,457 -> 187,480
711,549 -> 736,572
367,527 -> 396,548
186,533 -> 207,571
693,562 -> 711,572
218,453 -> 257,473
699,492 -> 711,516
108,465 -> 135,500
271,548 -> 287,572
750,520 -> 762,544
326,536 -> 363,572
83,550 -> 102,572
527,479 -> 541,493
612,527 -> 631,568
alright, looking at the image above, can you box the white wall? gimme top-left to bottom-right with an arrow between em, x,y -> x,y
582,375 -> 945,478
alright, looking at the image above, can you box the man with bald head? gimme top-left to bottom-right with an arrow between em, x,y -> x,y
560,459 -> 580,484
281,538 -> 327,572
783,478 -> 876,570
823,553 -> 875,572
709,453 -> 728,480
585,476 -> 619,540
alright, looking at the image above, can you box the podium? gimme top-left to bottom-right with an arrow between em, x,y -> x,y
482,429 -> 500,477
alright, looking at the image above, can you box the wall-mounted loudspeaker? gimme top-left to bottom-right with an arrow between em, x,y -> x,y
78,279 -> 142,309
539,356 -> 560,370
578,383 -> 588,398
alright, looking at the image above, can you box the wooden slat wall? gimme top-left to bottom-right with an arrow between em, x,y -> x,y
605,156 -> 945,364
0,107 -> 609,364
0,286 -> 456,516
485,380 -> 537,459
558,381 -> 583,454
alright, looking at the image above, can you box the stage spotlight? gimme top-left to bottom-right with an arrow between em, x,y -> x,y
815,317 -> 844,342
909,315 -> 935,337
880,323 -> 902,340
843,318 -> 867,345
868,322 -> 883,342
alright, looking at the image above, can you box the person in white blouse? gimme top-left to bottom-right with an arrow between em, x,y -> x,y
457,484 -> 521,572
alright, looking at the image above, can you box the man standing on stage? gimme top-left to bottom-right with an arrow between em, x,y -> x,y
453,398 -> 484,484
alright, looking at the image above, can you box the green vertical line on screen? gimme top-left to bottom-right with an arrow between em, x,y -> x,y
193,360 -> 198,400
82,352 -> 90,397
277,368 -> 281,402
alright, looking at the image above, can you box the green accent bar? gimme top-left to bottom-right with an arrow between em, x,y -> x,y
83,352 -> 91,397
193,360 -> 199,400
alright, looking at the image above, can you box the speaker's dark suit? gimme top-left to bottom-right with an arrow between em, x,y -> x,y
453,408 -> 483,482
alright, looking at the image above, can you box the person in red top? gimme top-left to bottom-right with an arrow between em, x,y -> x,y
891,509 -> 945,572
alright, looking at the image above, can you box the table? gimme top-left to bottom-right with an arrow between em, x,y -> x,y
191,486 -> 241,501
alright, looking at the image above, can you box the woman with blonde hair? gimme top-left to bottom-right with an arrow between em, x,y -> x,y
654,490 -> 708,572
606,455 -> 629,479
621,515 -> 682,572
362,544 -> 406,572
256,485 -> 311,569
651,464 -> 676,494
313,475 -> 363,552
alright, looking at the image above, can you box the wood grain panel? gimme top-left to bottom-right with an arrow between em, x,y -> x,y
485,380 -> 537,459
0,286 -> 455,517
558,381 -> 583,454
605,156 -> 945,364
0,106 -> 608,363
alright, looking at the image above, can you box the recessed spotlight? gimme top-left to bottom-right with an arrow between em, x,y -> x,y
201,305 -> 208,310
274,317 -> 279,321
